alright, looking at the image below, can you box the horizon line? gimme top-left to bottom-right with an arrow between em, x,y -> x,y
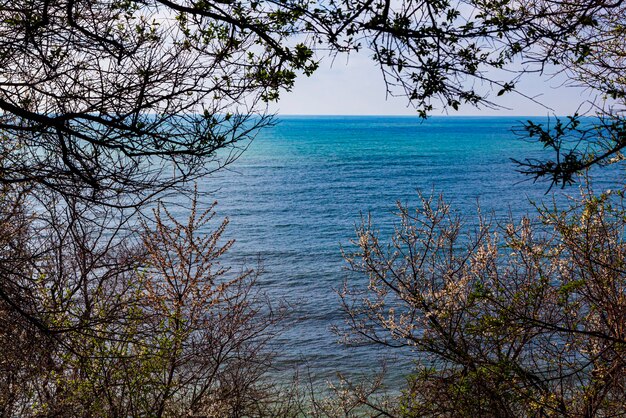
273,113 -> 572,118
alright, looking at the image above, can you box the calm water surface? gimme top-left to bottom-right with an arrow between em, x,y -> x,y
184,116 -> 617,384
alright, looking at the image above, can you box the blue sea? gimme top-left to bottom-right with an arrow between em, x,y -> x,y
191,116 -> 618,385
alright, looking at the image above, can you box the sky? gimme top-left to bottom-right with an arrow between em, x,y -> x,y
269,50 -> 599,117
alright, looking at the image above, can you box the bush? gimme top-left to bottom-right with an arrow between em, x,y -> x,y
341,187 -> 626,416
0,189 -> 282,417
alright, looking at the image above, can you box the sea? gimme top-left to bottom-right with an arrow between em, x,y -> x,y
187,116 -> 619,387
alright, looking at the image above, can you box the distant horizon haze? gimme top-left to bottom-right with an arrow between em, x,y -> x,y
269,50 -> 599,117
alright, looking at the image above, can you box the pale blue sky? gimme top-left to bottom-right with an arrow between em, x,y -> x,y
270,51 -> 598,116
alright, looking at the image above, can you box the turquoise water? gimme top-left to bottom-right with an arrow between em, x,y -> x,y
194,116 -> 617,383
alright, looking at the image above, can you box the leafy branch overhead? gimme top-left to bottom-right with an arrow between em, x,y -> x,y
513,115 -> 626,189
0,0 -> 319,206
1,0 -> 624,197
321,0 -> 623,112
